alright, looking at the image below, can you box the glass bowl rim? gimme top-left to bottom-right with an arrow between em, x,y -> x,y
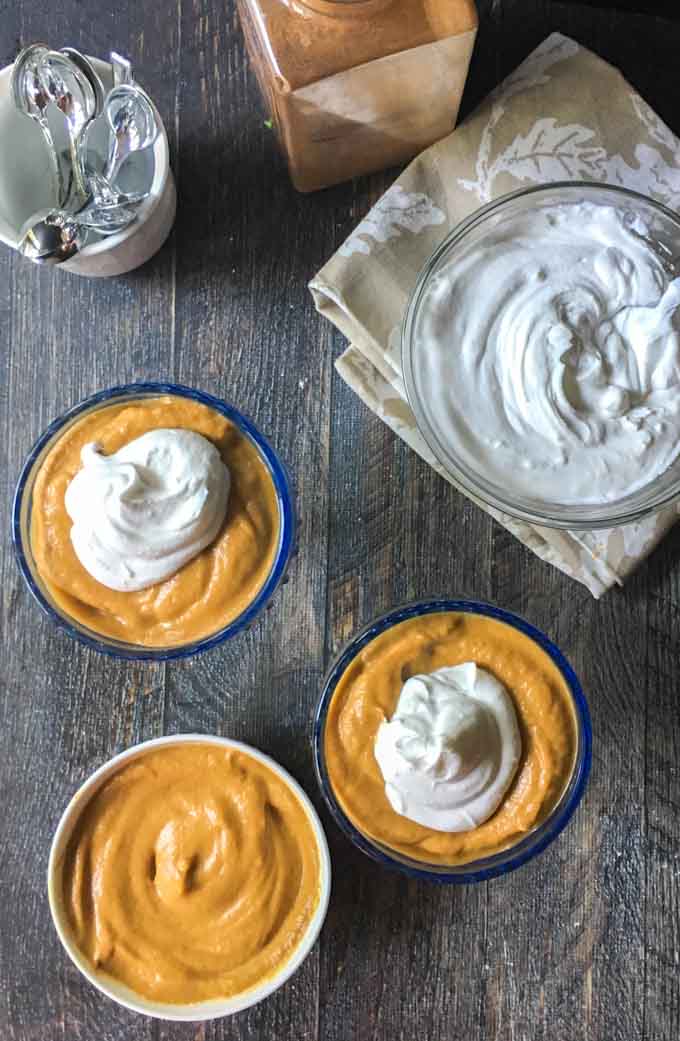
402,180 -> 680,530
12,381 -> 296,661
312,596 -> 592,884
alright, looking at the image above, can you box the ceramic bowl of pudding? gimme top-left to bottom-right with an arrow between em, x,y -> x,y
47,734 -> 331,1019
12,382 -> 295,659
313,598 -> 591,883
402,181 -> 680,529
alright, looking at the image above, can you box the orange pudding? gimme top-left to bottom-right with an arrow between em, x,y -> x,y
30,396 -> 280,647
60,743 -> 323,1004
324,611 -> 578,866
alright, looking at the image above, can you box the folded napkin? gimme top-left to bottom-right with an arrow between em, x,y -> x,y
310,32 -> 680,597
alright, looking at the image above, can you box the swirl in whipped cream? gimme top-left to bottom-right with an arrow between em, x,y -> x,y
412,201 -> 680,504
64,428 -> 230,592
374,663 -> 521,832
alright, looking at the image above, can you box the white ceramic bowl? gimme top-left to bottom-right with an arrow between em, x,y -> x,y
47,734 -> 331,1020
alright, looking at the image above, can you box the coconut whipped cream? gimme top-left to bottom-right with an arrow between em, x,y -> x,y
374,662 -> 521,832
64,429 -> 230,592
412,201 -> 680,504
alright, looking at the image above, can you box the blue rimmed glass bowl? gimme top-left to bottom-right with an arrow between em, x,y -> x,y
12,382 -> 295,661
313,598 -> 591,884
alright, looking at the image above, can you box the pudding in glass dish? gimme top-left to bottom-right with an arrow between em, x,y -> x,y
314,599 -> 591,882
13,383 -> 294,659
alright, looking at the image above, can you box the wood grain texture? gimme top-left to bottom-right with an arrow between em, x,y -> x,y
0,1 -> 679,1040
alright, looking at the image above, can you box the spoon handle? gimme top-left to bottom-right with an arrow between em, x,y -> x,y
110,52 -> 133,87
88,170 -> 146,207
10,44 -> 65,207
76,203 -> 137,231
37,113 -> 66,208
38,51 -> 95,210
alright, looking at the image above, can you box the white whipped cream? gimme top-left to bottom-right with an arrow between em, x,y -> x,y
64,429 -> 230,592
412,201 -> 680,504
374,662 -> 521,832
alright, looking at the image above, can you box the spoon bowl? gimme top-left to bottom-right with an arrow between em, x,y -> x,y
60,48 -> 105,119
11,43 -> 49,115
18,207 -> 85,264
104,84 -> 158,178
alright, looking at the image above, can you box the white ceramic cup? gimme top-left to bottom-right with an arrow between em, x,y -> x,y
47,734 -> 332,1020
0,56 -> 176,276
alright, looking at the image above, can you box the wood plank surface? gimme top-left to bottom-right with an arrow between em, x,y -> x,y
1,2 -> 679,1040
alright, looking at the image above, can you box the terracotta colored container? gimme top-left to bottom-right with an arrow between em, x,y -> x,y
237,0 -> 478,192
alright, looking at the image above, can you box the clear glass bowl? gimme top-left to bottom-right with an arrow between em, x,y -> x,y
313,598 -> 592,883
402,181 -> 680,529
12,382 -> 295,661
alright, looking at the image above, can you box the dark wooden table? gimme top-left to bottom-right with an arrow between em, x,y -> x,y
1,2 -> 679,1039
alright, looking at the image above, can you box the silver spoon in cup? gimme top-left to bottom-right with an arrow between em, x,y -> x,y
14,49 -> 160,262
10,43 -> 65,206
36,50 -> 101,210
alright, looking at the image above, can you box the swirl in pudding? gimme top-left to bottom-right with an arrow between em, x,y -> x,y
60,743 -> 322,1004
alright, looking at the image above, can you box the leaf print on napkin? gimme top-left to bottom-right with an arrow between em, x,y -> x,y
604,146 -> 680,206
484,118 -> 606,190
339,185 -> 446,258
630,91 -> 680,156
459,33 -> 581,202
458,35 -> 680,209
602,92 -> 680,206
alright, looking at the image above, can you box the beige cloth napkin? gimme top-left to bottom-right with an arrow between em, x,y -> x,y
310,32 -> 680,597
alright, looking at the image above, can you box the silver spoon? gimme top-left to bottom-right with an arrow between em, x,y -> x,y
10,43 -> 64,206
100,84 -> 158,197
59,48 -> 110,203
37,50 -> 99,209
20,179 -> 143,257
70,53 -> 145,212
17,208 -> 86,264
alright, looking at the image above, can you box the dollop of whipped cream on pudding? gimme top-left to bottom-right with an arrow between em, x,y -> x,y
412,201 -> 680,504
374,662 -> 521,832
65,428 -> 230,592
